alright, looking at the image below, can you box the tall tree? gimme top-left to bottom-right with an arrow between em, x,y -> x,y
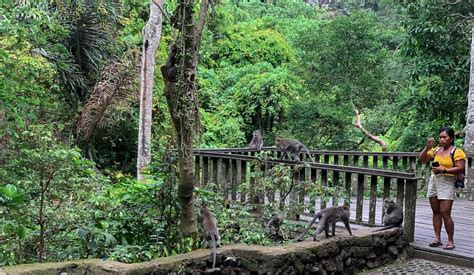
464,28 -> 474,199
137,0 -> 164,180
162,0 -> 209,236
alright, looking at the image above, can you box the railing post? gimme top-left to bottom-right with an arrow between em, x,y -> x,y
194,155 -> 201,187
333,155 -> 340,206
343,155 -> 352,205
233,160 -> 240,201
202,156 -> 209,186
241,160 -> 247,203
355,155 -> 364,223
382,156 -> 390,219
369,156 -> 378,225
321,155 -> 330,210
212,158 -> 218,184
404,179 -> 417,242
397,178 -> 405,207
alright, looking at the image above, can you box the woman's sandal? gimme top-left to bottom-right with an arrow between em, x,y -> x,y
428,241 -> 443,247
443,244 -> 455,250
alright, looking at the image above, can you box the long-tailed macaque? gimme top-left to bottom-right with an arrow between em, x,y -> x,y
275,137 -> 315,163
248,130 -> 263,151
201,206 -> 221,268
160,43 -> 178,82
294,205 -> 352,241
266,213 -> 285,239
374,198 -> 403,231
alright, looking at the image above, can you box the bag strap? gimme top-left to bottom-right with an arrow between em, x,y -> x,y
450,146 -> 457,166
433,146 -> 457,166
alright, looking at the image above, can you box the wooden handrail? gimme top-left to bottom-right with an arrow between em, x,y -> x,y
193,148 -> 422,242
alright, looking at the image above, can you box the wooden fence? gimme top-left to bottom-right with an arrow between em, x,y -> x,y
193,148 -> 424,242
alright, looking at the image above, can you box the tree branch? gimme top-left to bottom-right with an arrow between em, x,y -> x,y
193,0 -> 210,66
351,101 -> 387,151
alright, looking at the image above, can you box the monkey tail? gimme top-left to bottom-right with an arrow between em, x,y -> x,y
210,233 -> 217,268
303,146 -> 315,163
373,224 -> 398,232
294,212 -> 322,241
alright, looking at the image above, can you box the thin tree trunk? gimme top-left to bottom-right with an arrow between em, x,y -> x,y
137,0 -> 164,180
163,0 -> 209,236
463,27 -> 474,199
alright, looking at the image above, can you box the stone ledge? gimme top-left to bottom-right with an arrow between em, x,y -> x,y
1,228 -> 412,274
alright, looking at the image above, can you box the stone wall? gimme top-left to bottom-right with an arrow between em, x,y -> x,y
1,228 -> 413,275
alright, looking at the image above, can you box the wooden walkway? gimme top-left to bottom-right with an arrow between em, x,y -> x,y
338,198 -> 474,260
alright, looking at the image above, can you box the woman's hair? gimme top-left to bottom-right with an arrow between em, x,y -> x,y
439,126 -> 455,145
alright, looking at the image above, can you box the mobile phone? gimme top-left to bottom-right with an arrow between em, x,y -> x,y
432,162 -> 439,167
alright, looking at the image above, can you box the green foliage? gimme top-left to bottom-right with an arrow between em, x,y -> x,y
0,125 -> 105,265
391,1 -> 472,150
209,20 -> 294,68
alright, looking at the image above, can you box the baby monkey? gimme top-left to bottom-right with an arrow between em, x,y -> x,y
266,213 -> 285,239
275,137 -> 315,163
294,205 -> 352,241
201,206 -> 221,268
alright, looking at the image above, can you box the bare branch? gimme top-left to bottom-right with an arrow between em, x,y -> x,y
351,101 -> 388,151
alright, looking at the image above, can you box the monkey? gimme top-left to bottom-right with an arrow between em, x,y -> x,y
160,43 -> 178,82
275,137 -> 315,163
266,213 -> 285,239
374,198 -> 403,231
200,206 -> 221,269
248,130 -> 264,151
294,205 -> 352,241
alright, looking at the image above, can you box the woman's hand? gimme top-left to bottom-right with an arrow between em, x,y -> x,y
426,137 -> 435,150
432,165 -> 446,175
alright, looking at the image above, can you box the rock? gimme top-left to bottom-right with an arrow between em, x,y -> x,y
356,258 -> 366,268
340,249 -> 350,260
203,267 -> 221,274
367,252 -> 377,259
406,245 -> 415,258
350,247 -> 371,258
344,257 -> 352,267
388,245 -> 399,256
321,258 -> 337,272
223,256 -> 239,267
366,259 -> 380,269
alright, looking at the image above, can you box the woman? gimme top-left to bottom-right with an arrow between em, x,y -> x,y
419,126 -> 466,250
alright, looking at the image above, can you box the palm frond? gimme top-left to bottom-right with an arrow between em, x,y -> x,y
76,58 -> 138,153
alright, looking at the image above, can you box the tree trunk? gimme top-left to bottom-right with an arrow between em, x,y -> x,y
163,0 -> 209,236
463,27 -> 474,199
137,0 -> 164,180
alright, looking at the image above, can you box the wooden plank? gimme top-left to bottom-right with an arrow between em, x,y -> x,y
231,159 -> 237,201
397,178 -> 405,207
369,175 -> 377,225
241,161 -> 247,203
202,156 -> 209,186
236,160 -> 242,201
195,156 -> 201,187
333,155 -> 340,206
404,179 -> 417,242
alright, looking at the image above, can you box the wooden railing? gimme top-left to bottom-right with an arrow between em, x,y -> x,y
193,148 -> 422,242
197,147 -> 473,194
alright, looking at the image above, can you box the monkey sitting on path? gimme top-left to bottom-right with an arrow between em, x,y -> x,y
374,198 -> 403,231
248,130 -> 264,151
201,206 -> 221,269
294,205 -> 352,241
275,137 -> 315,163
266,213 -> 285,240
